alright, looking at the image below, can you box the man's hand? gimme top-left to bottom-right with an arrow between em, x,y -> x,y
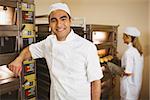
8,57 -> 23,77
8,46 -> 31,77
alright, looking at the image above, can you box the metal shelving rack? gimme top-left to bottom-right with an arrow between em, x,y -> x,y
0,1 -> 21,99
0,0 -> 20,65
0,0 -> 37,100
20,0 -> 37,100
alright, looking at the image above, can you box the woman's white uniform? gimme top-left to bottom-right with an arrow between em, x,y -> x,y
120,43 -> 144,100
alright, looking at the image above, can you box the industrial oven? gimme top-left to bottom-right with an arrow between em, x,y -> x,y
0,0 -> 19,65
0,0 -> 37,100
86,24 -> 120,99
0,1 -> 20,99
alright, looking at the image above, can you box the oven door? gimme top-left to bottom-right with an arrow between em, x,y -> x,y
0,36 -> 17,54
0,36 -> 18,65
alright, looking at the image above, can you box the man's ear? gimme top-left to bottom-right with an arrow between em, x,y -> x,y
49,27 -> 51,32
69,18 -> 72,25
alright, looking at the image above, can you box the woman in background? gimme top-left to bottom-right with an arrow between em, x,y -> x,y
120,27 -> 144,100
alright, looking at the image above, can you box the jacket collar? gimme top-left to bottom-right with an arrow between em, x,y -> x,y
65,29 -> 76,42
127,42 -> 133,48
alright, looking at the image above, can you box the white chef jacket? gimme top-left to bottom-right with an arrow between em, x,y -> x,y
120,43 -> 144,100
29,29 -> 103,100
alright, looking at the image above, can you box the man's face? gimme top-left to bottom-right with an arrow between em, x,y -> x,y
49,10 -> 71,41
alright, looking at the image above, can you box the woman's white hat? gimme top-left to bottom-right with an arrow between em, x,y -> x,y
124,27 -> 141,37
49,3 -> 71,16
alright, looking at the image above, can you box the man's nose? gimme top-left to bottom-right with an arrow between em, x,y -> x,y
56,20 -> 63,27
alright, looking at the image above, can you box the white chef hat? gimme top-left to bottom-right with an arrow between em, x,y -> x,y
123,27 -> 141,37
49,3 -> 71,17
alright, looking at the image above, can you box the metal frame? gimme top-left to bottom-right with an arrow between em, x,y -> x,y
0,1 -> 37,100
86,24 -> 119,57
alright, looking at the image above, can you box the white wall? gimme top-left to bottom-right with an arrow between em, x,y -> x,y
35,0 -> 149,99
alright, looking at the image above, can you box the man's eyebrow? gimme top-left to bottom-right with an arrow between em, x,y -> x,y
60,15 -> 67,19
50,17 -> 57,21
50,15 -> 68,21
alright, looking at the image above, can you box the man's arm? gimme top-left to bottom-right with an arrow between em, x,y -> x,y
8,46 -> 32,76
91,80 -> 101,100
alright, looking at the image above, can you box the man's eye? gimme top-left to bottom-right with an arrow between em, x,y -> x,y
61,18 -> 67,21
50,18 -> 57,23
51,19 -> 56,22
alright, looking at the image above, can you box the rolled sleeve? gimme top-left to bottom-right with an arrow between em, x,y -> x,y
29,40 -> 45,59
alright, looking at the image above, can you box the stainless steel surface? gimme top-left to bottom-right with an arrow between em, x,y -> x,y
0,25 -> 18,36
0,64 -> 19,95
0,77 -> 19,95
0,52 -> 18,65
0,64 -> 14,80
0,0 -> 17,8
